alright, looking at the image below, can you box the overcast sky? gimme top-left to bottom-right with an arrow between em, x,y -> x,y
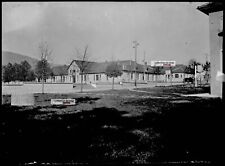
2,2 -> 209,65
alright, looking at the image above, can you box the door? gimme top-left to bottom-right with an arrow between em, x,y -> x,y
73,75 -> 76,83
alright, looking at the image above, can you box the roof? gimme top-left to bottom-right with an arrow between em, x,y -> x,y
158,64 -> 193,74
171,64 -> 187,73
117,60 -> 143,72
172,64 -> 195,74
67,60 -> 193,75
52,65 -> 68,75
117,60 -> 155,73
86,62 -> 108,74
68,60 -> 108,74
197,2 -> 223,15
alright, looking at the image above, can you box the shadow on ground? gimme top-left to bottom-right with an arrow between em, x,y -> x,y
0,95 -> 223,164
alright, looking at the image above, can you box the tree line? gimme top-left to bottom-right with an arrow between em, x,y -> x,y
2,61 -> 36,82
2,60 -> 53,83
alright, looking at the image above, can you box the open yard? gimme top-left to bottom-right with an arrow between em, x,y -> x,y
2,82 -> 184,95
0,86 -> 223,165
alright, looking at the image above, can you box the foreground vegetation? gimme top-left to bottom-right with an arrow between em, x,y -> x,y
0,86 -> 223,165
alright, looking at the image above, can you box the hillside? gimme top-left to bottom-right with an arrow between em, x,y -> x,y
2,51 -> 59,69
2,51 -> 39,69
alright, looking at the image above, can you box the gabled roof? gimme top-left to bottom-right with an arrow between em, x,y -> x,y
68,60 -> 109,74
68,60 -> 153,74
67,60 -> 95,70
67,60 -> 193,75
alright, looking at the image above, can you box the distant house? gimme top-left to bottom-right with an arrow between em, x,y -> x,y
116,60 -> 155,83
171,64 -> 194,82
158,64 -> 194,83
67,60 -> 109,84
197,2 -> 223,98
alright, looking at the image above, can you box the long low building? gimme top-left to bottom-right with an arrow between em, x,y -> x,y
44,60 -> 195,84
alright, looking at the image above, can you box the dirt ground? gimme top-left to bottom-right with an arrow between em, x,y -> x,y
0,86 -> 223,165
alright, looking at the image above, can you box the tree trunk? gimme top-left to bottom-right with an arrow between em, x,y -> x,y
81,74 -> 83,93
42,73 -> 44,94
112,76 -> 114,90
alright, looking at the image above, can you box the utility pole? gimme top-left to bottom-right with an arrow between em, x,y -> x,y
170,66 -> 173,86
133,41 -> 139,87
194,64 -> 197,87
143,51 -> 146,82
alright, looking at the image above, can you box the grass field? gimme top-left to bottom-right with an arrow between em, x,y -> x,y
0,86 -> 223,165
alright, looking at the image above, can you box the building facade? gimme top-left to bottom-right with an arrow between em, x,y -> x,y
197,2 -> 223,98
45,60 -> 194,85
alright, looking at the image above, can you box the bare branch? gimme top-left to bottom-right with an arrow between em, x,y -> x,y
74,45 -> 92,73
38,41 -> 52,61
82,45 -> 88,61
73,45 -> 92,93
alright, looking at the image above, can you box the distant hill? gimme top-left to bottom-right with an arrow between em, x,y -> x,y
2,51 -> 60,69
2,51 -> 39,69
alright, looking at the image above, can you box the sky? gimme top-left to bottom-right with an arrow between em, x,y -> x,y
2,2 -> 210,65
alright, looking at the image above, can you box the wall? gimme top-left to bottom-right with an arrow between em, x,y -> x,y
68,61 -> 80,83
209,11 -> 223,98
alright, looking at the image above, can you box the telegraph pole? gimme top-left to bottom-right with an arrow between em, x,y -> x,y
194,64 -> 197,87
133,41 -> 139,87
143,51 -> 146,82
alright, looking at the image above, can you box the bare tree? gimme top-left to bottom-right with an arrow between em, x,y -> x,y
36,41 -> 52,94
75,45 -> 92,93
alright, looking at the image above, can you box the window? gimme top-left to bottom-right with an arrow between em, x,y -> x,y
96,75 -> 99,81
175,74 -> 179,78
